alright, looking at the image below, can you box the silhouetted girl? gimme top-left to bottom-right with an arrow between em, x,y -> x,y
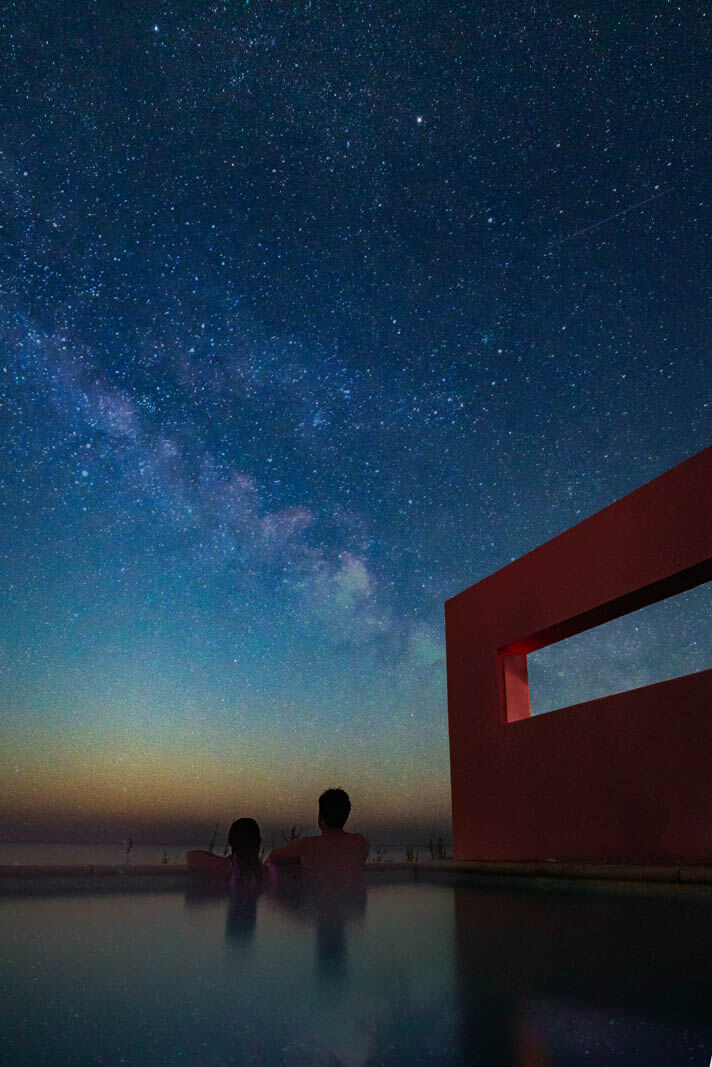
187,817 -> 264,888
226,817 -> 264,888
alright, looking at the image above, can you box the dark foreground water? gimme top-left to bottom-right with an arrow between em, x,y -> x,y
1,875 -> 711,1066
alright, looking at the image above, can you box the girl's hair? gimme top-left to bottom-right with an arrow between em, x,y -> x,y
227,817 -> 262,884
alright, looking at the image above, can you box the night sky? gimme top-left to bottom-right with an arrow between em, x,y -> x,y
1,3 -> 710,845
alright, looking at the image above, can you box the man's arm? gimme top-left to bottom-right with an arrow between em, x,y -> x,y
265,837 -> 307,866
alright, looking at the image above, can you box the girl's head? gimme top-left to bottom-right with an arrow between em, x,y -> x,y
227,818 -> 263,885
228,817 -> 261,857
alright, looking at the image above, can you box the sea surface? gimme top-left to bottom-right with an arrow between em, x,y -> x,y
0,841 -> 435,866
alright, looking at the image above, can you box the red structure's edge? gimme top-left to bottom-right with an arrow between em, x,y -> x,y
445,447 -> 712,864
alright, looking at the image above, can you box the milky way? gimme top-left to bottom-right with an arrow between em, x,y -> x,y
1,3 -> 709,843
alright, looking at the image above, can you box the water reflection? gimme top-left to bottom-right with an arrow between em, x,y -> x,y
184,876 -> 259,947
453,885 -> 712,1065
267,868 -> 367,981
225,888 -> 259,946
180,872 -> 454,1065
183,868 -> 367,980
6,875 -> 710,1065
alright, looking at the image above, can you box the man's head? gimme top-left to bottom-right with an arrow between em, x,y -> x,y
318,787 -> 352,829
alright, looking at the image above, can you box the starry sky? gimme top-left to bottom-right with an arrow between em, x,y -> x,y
1,2 -> 710,846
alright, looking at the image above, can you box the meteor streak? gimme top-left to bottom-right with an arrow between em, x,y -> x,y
547,187 -> 673,249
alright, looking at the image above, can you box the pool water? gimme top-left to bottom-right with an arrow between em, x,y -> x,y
1,874 -> 711,1065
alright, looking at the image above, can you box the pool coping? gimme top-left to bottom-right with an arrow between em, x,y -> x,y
1,859 -> 711,887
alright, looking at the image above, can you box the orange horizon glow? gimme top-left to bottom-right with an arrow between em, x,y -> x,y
1,716 -> 452,843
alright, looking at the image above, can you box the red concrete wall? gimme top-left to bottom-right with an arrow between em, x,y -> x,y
445,446 -> 712,863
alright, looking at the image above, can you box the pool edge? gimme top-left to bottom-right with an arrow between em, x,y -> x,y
2,858 -> 712,894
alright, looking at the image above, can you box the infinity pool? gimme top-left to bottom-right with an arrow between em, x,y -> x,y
1,872 -> 711,1065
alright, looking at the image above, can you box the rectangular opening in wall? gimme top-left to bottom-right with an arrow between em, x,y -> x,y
527,581 -> 711,716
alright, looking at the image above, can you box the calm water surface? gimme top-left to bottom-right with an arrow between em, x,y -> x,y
1,877 -> 711,1065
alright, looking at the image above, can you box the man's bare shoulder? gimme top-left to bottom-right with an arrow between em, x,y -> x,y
346,831 -> 370,857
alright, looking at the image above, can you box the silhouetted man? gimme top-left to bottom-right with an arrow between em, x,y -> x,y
267,788 -> 369,881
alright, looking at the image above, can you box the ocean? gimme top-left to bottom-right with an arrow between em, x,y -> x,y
0,840 -> 448,866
